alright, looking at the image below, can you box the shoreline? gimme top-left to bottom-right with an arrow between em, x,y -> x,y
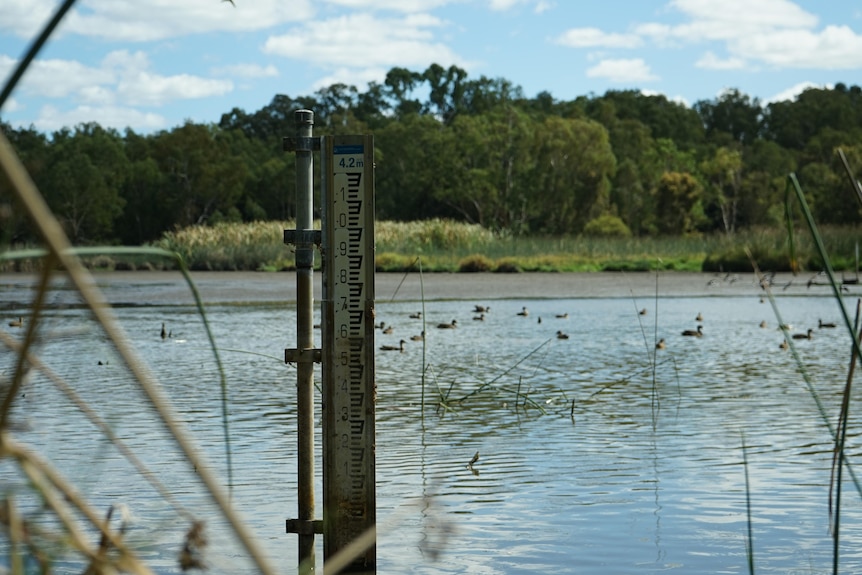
0,269 -> 828,308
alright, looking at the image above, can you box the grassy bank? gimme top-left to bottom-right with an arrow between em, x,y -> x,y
3,219 -> 862,273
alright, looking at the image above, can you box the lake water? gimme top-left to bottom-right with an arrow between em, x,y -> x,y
2,271 -> 862,574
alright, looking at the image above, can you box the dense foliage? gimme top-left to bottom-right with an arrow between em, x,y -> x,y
2,64 -> 862,246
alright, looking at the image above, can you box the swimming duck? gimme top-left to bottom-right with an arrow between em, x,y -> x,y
409,312 -> 422,319
410,331 -> 425,341
792,329 -> 814,340
695,312 -> 703,322
160,322 -> 167,339
819,319 -> 837,328
639,308 -> 647,316
555,313 -> 568,319
516,307 -> 529,317
656,338 -> 666,349
437,319 -> 458,329
380,339 -> 406,352
681,325 -> 703,337
473,305 -> 490,313
382,325 -> 394,335
473,314 -> 485,321
779,340 -> 789,350
556,330 -> 569,340
8,316 -> 23,328
759,320 -> 768,328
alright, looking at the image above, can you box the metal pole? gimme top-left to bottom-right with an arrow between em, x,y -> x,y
294,109 -> 316,570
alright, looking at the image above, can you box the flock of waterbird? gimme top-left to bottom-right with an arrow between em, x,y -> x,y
373,299 -> 841,354
5,283 -> 841,357
657,309 -> 838,352
376,303 -> 579,353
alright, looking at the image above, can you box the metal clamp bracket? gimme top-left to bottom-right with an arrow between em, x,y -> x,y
284,229 -> 322,246
285,348 -> 322,364
283,136 -> 321,153
286,519 -> 324,535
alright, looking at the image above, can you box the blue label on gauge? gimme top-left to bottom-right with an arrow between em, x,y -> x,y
334,144 -> 364,155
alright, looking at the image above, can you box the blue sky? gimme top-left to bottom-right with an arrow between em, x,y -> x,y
1,0 -> 861,135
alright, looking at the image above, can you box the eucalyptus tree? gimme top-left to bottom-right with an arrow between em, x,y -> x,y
383,67 -> 424,118
763,84 -> 862,151
653,172 -> 705,235
423,63 -> 468,124
526,116 -> 616,234
694,89 -> 763,146
373,113 -> 459,222
0,123 -> 51,243
700,146 -> 744,234
442,106 -> 533,231
149,122 -> 248,227
737,139 -> 797,227
43,123 -> 129,243
587,89 -> 705,149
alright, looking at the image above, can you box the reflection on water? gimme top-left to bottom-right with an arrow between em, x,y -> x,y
3,284 -> 862,574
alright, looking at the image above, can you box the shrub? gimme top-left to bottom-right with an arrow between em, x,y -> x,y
583,215 -> 632,238
458,254 -> 494,272
494,258 -> 523,273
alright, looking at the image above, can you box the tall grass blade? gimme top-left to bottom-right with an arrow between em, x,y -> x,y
0,253 -> 52,429
0,128 -> 276,574
0,0 -> 77,111
0,245 -> 235,493
828,299 -> 861,574
417,257 -> 428,415
783,179 -> 799,274
0,331 -> 196,520
837,148 -> 862,209
788,173 -> 862,365
747,247 -> 862,502
741,433 -> 755,575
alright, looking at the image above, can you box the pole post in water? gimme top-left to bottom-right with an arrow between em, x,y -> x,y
284,109 -> 322,571
284,118 -> 376,573
321,134 -> 377,572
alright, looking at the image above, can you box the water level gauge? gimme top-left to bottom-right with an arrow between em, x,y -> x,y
321,134 -> 376,570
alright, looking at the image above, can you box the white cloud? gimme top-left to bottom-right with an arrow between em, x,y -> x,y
586,58 -> 659,83
735,25 -> 862,69
641,88 -> 690,107
2,50 -> 232,109
0,0 -> 58,38
321,0 -> 453,11
117,72 -> 233,107
481,0 -> 553,11
9,57 -> 115,99
489,0 -> 525,10
561,0 -> 862,76
60,0 -> 315,42
2,97 -> 22,113
32,104 -> 167,132
212,63 -> 279,79
311,67 -> 390,91
765,81 -> 833,104
696,51 -> 747,70
264,13 -> 466,70
669,0 -> 818,34
662,0 -> 862,70
100,50 -> 233,106
555,28 -> 642,49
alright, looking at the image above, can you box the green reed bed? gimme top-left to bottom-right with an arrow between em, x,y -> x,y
4,219 -> 862,274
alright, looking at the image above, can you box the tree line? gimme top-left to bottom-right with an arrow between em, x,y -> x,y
2,63 -> 862,246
